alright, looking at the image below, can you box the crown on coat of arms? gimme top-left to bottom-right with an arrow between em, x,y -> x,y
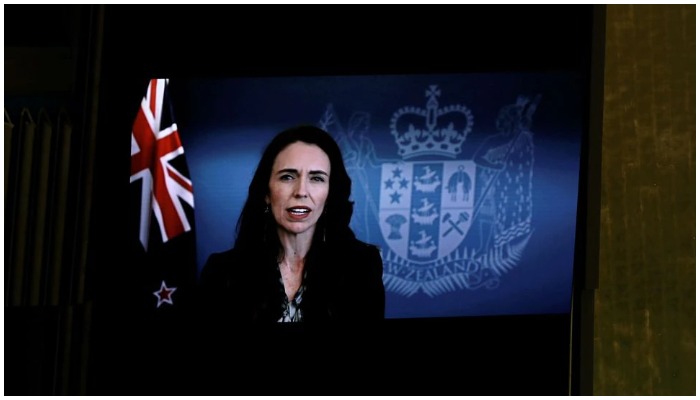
390,85 -> 474,159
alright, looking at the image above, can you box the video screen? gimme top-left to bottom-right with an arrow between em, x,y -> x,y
168,72 -> 585,320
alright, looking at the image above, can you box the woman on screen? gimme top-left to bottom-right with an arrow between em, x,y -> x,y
198,125 -> 385,322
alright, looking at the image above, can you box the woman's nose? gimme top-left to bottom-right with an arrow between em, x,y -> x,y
294,179 -> 309,198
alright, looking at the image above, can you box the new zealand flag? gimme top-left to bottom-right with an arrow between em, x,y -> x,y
129,78 -> 196,313
90,79 -> 198,394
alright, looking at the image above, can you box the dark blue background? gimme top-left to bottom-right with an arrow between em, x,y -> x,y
169,72 -> 584,319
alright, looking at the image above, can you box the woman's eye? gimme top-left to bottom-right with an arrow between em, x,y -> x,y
311,176 -> 325,183
280,174 -> 294,181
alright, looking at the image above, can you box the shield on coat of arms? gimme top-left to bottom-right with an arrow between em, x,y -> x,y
379,160 -> 476,264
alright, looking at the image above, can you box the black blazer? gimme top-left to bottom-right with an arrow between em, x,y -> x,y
198,238 -> 385,324
186,239 -> 385,394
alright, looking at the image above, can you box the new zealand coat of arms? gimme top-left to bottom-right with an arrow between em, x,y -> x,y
320,85 -> 539,298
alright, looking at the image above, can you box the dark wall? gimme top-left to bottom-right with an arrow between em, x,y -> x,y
595,4 -> 695,395
5,5 -> 99,395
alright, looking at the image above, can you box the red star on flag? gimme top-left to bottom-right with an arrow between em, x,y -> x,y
153,280 -> 177,308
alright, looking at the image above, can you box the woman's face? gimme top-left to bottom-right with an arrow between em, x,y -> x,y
266,141 -> 331,238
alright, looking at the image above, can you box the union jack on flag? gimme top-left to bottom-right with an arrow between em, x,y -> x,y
130,78 -> 194,251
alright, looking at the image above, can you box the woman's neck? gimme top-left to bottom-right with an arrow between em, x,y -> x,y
277,228 -> 314,268
277,229 -> 313,301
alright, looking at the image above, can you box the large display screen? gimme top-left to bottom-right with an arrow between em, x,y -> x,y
168,72 -> 585,320
89,5 -> 602,394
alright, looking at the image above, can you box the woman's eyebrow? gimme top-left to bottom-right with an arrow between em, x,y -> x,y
275,168 -> 328,176
275,168 -> 299,175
